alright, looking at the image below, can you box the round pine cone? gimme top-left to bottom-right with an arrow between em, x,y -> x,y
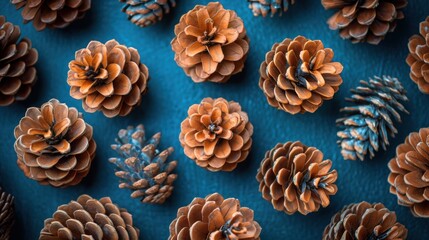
179,97 -> 253,172
0,16 -> 38,106
388,128 -> 429,218
39,194 -> 139,240
259,36 -> 343,114
0,187 -> 14,240
256,141 -> 338,215
171,2 -> 249,83
407,17 -> 429,94
321,0 -> 407,45
11,0 -> 91,31
323,202 -> 408,240
168,193 -> 261,240
14,99 -> 96,187
247,0 -> 295,17
67,39 -> 149,118
120,0 -> 176,27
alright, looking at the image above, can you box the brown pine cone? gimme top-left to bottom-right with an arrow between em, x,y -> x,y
168,193 -> 261,240
40,194 -> 139,240
323,202 -> 408,240
171,2 -> 249,83
388,128 -> 429,218
321,0 -> 408,45
179,97 -> 253,172
259,36 -> 343,114
256,141 -> 338,215
14,99 -> 96,187
0,16 -> 38,106
67,39 -> 149,118
0,187 -> 14,240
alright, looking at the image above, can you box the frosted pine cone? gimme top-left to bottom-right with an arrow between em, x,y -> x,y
247,0 -> 295,17
120,0 -> 176,27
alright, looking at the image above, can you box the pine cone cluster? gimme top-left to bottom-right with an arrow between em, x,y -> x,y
14,99 -> 96,187
388,127 -> 429,218
336,76 -> 408,161
171,2 -> 249,83
247,0 -> 295,17
0,188 -> 14,240
168,193 -> 261,240
109,124 -> 178,204
39,194 -> 139,240
179,97 -> 253,172
120,0 -> 176,27
68,39 -> 149,118
0,16 -> 38,106
256,141 -> 338,215
323,202 -> 408,240
407,16 -> 429,93
321,0 -> 408,45
259,36 -> 343,114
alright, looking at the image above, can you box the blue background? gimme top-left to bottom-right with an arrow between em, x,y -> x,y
1,0 -> 429,239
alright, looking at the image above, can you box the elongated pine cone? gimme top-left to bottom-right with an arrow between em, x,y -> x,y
259,36 -> 343,114
168,193 -> 261,240
14,99 -> 96,187
0,16 -> 38,106
336,76 -> 408,161
0,188 -> 14,240
39,194 -> 139,240
179,97 -> 253,172
256,141 -> 338,215
109,124 -> 178,204
171,2 -> 249,83
323,202 -> 408,240
247,0 -> 295,17
321,0 -> 407,45
11,0 -> 91,31
388,128 -> 429,218
120,0 -> 176,27
67,39 -> 149,117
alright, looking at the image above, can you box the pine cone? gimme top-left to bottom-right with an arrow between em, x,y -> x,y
0,16 -> 38,106
120,0 -> 176,27
67,39 -> 149,118
11,0 -> 91,31
321,0 -> 407,45
39,194 -> 139,240
256,141 -> 338,215
171,2 -> 249,83
388,128 -> 429,218
259,36 -> 343,114
323,202 -> 408,240
109,124 -> 178,204
179,97 -> 253,172
14,99 -> 96,187
0,187 -> 14,240
247,0 -> 295,17
336,76 -> 408,161
168,193 -> 261,240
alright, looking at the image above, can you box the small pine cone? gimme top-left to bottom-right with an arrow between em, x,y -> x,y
336,76 -> 408,161
0,16 -> 38,106
179,97 -> 253,172
39,194 -> 139,240
256,141 -> 338,215
0,188 -> 14,240
323,202 -> 408,240
109,124 -> 178,204
321,0 -> 407,45
14,99 -> 96,187
11,0 -> 91,31
259,36 -> 343,114
120,0 -> 176,27
171,2 -> 249,83
168,193 -> 261,240
247,0 -> 295,17
67,39 -> 149,118
388,128 -> 429,218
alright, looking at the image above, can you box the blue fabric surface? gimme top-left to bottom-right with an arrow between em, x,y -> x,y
1,0 -> 429,239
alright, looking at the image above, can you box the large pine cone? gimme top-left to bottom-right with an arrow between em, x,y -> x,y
388,128 -> 429,218
247,0 -> 295,17
171,2 -> 249,83
67,39 -> 149,118
256,141 -> 338,215
120,0 -> 176,27
0,16 -> 38,106
14,99 -> 96,187
39,194 -> 139,240
179,97 -> 253,172
168,193 -> 261,240
109,124 -> 178,204
323,202 -> 408,240
0,187 -> 14,240
321,0 -> 408,45
259,36 -> 343,114
11,0 -> 91,31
